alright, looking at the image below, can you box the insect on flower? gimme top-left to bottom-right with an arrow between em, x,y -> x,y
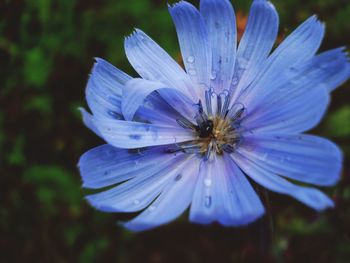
79,0 -> 350,231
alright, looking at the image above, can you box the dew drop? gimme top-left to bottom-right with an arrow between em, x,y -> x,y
238,57 -> 249,69
260,153 -> 268,161
232,77 -> 239,86
210,71 -> 217,80
149,205 -> 156,211
205,196 -> 212,208
320,63 -> 329,70
188,69 -> 197,76
204,178 -> 212,187
175,174 -> 182,182
133,200 -> 140,205
187,56 -> 195,63
104,171 -> 108,176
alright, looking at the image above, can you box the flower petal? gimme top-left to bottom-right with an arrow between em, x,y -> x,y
122,78 -> 195,121
189,155 -> 265,226
123,156 -> 200,231
85,151 -> 191,213
90,115 -> 194,149
169,1 -> 211,89
237,15 -> 325,107
242,48 -> 350,133
232,0 -> 278,98
86,58 -> 130,119
80,108 -> 102,137
124,29 -> 198,100
233,151 -> 334,211
238,134 -> 342,186
242,85 -> 329,134
200,0 -> 236,93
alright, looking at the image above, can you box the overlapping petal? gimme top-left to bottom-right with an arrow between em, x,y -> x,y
169,1 -> 212,89
124,156 -> 200,231
200,0 -> 237,93
233,151 -> 334,211
122,78 -> 195,121
86,58 -> 130,119
84,148 -> 192,213
190,155 -> 265,226
232,0 -> 279,99
84,113 -> 194,149
237,15 -> 325,107
241,48 -> 349,133
238,134 -> 342,186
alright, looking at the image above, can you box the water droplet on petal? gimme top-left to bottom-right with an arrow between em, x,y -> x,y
187,56 -> 195,63
175,174 -> 182,181
133,200 -> 140,205
238,57 -> 249,69
232,77 -> 239,86
204,178 -> 212,187
149,205 -> 156,211
205,196 -> 212,208
320,63 -> 329,70
260,153 -> 268,161
188,69 -> 197,76
210,71 -> 217,80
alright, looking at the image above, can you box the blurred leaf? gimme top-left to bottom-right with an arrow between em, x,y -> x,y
25,94 -> 53,114
23,165 -> 82,213
64,225 -> 83,247
79,237 -> 108,263
24,47 -> 52,88
326,106 -> 350,138
8,135 -> 26,166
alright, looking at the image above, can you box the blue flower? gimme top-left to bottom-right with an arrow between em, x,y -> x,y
79,0 -> 350,231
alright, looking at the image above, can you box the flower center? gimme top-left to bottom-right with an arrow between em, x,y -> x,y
167,90 -> 245,159
196,115 -> 241,156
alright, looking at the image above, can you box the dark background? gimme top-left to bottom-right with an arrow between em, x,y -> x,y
1,0 -> 350,262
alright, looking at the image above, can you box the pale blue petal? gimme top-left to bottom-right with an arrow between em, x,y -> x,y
242,48 -> 349,133
238,134 -> 342,186
189,155 -> 265,226
79,108 -> 102,137
86,58 -> 130,119
122,78 -> 194,121
233,152 -> 334,211
232,0 -> 278,99
86,152 -> 191,213
237,16 -> 325,108
169,1 -> 212,88
124,29 -> 198,100
123,156 -> 200,231
241,85 -> 329,134
89,115 -> 194,149
321,48 -> 350,92
79,145 -> 175,189
200,0 -> 236,93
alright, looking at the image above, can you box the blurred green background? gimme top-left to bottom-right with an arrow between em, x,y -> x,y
1,0 -> 350,262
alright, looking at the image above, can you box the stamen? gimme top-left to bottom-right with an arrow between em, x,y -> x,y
176,117 -> 197,130
195,100 -> 209,127
165,142 -> 202,154
221,91 -> 231,118
216,95 -> 222,116
205,89 -> 213,116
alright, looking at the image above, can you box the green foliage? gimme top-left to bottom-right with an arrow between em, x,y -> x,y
23,165 -> 81,214
8,135 -> 26,166
326,106 -> 350,138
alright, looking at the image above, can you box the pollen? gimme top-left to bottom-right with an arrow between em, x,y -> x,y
198,116 -> 240,155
